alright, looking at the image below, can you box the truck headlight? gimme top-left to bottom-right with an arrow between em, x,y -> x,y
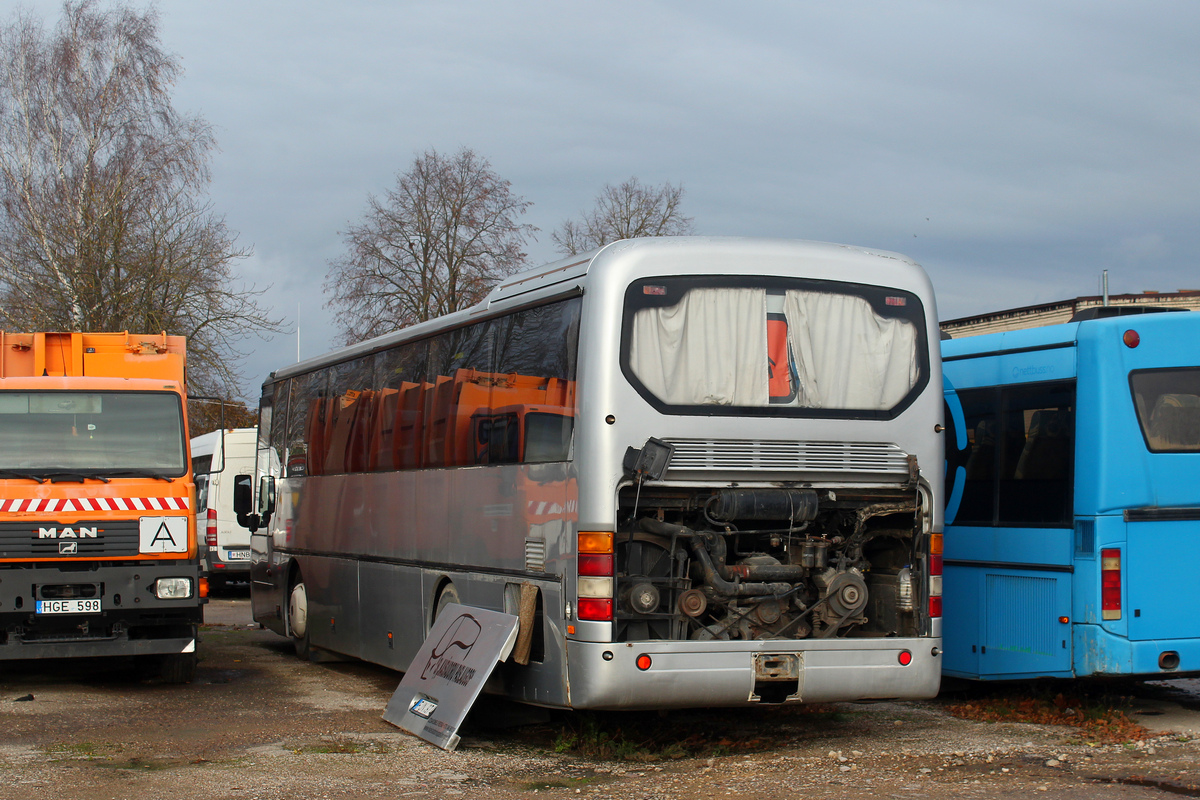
154,578 -> 193,599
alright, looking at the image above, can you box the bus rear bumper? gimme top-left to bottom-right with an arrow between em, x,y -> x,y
564,637 -> 942,710
1076,624 -> 1200,679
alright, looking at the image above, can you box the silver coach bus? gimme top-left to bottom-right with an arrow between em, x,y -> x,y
237,237 -> 944,709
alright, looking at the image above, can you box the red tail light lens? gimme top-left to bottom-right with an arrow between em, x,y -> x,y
577,598 -> 613,621
1101,548 -> 1121,620
929,596 -> 942,618
578,554 -> 613,577
205,507 -> 218,547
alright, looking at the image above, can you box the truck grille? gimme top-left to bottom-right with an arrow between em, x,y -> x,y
0,520 -> 140,559
663,439 -> 912,478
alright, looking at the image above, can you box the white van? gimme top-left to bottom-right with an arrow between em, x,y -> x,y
191,427 -> 258,589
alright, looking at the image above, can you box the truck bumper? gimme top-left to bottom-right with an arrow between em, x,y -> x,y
0,562 -> 202,661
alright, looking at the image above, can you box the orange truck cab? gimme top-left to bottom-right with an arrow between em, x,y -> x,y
0,332 -> 202,682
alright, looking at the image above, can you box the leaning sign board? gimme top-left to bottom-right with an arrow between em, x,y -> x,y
383,604 -> 519,751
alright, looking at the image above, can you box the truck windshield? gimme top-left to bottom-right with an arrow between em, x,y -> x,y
1131,368 -> 1200,452
622,276 -> 926,416
0,391 -> 186,475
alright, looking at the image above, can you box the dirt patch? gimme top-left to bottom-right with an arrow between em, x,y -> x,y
1,594 -> 1199,799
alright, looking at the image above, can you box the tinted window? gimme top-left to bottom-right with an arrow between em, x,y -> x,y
1131,368 -> 1200,452
952,381 -> 1075,527
285,297 -> 581,475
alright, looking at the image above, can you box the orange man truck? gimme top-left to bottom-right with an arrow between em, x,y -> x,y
0,332 -> 203,682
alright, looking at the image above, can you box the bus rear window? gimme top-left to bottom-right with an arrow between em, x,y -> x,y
622,277 -> 925,416
1131,368 -> 1200,452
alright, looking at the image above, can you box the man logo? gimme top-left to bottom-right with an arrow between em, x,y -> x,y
58,541 -> 78,555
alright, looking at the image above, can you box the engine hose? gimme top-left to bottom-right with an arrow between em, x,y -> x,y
638,517 -> 807,584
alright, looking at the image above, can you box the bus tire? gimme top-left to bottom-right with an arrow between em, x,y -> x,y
288,576 -> 311,660
434,583 -> 460,625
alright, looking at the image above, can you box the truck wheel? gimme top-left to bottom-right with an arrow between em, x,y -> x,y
159,653 -> 197,684
289,577 -> 311,660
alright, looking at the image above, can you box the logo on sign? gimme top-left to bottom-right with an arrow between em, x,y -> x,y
58,541 -> 78,555
420,613 -> 482,685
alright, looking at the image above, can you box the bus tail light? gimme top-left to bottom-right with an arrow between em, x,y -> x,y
928,532 -> 943,618
577,531 -> 614,622
205,507 -> 218,548
1102,548 -> 1122,620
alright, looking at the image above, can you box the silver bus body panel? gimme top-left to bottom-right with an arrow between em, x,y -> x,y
565,636 -> 942,710
250,237 -> 943,709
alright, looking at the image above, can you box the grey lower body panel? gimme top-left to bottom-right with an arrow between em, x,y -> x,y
0,634 -> 195,660
0,562 -> 202,661
564,637 -> 942,710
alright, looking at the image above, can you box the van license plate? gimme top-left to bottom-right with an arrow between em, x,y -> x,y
226,550 -> 250,561
36,599 -> 101,614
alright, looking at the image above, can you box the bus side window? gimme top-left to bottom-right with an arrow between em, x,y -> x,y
287,370 -> 327,478
953,381 -> 1075,526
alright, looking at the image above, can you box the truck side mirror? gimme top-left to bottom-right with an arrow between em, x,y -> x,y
233,473 -> 259,532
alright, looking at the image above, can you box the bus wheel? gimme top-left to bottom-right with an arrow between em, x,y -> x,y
434,583 -> 460,625
288,577 -> 311,659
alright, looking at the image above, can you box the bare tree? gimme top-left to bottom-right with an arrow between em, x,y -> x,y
325,147 -> 536,344
552,177 -> 695,256
0,1 -> 283,397
187,397 -> 258,438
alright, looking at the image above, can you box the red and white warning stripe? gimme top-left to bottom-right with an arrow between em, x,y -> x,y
0,496 -> 189,513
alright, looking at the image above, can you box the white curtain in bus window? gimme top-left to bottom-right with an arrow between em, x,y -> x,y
782,291 -> 918,410
629,288 -> 769,406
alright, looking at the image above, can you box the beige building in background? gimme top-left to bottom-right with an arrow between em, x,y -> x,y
940,289 -> 1200,338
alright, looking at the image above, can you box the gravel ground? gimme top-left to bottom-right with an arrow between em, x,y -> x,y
0,590 -> 1197,799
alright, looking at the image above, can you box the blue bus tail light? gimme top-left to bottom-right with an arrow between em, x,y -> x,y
1101,548 -> 1122,620
929,533 -> 943,618
1123,329 -> 1140,348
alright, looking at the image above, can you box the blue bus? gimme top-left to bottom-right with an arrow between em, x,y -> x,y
941,309 -> 1200,680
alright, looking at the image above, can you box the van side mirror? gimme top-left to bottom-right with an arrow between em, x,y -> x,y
233,473 -> 260,532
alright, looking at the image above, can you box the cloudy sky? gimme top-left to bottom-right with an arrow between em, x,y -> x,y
17,1 -> 1200,399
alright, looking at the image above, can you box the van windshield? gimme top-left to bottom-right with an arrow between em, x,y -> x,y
622,276 -> 926,416
0,391 -> 186,475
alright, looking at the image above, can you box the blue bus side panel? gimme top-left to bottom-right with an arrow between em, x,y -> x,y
940,566 -> 979,676
942,344 -> 1077,395
943,526 -> 1073,679
1127,519 -> 1200,642
943,564 -> 1072,679
980,570 -> 1072,678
